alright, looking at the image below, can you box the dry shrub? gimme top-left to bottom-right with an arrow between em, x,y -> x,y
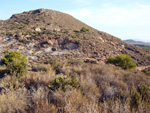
100,99 -> 150,113
48,57 -> 67,74
32,64 -> 51,72
32,100 -> 57,113
92,65 -> 115,87
31,86 -> 48,103
80,74 -> 100,102
62,64 -> 83,76
22,67 -> 56,87
100,99 -> 130,113
49,89 -> 100,113
27,85 -> 58,112
64,89 -> 100,113
103,86 -> 118,99
137,102 -> 150,113
50,89 -> 66,108
0,89 -> 27,113
0,75 -> 25,89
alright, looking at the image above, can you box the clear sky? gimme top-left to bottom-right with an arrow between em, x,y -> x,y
0,0 -> 150,42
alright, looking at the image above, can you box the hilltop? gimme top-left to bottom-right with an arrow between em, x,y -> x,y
0,9 -> 150,66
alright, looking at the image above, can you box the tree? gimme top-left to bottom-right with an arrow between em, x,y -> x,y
107,54 -> 136,70
3,51 -> 28,76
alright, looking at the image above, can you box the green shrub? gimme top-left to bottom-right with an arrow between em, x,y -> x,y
74,27 -> 89,33
107,54 -> 136,70
72,36 -> 77,38
49,75 -> 79,92
3,51 -> 27,76
74,30 -> 80,33
80,27 -> 89,32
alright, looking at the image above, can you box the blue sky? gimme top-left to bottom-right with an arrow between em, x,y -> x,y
0,0 -> 150,42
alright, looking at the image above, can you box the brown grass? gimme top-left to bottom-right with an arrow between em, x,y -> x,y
0,62 -> 150,112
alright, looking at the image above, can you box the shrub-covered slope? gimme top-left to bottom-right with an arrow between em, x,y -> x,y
0,9 -> 150,66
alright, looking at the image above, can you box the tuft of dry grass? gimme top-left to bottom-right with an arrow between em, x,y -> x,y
22,65 -> 56,88
0,89 -> 28,113
64,89 -> 100,113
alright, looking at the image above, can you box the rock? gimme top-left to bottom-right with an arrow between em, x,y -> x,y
51,50 -> 71,56
28,56 -> 38,60
69,44 -> 77,49
52,48 -> 57,51
47,40 -> 54,45
24,50 -> 33,55
6,38 -> 16,45
27,43 -> 35,48
35,50 -> 43,55
44,47 -> 52,52
35,27 -> 41,32
0,44 -> 6,48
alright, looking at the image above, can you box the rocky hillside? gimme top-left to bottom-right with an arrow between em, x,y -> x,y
0,9 -> 150,66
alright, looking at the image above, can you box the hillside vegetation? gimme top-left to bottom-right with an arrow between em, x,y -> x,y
0,52 -> 150,112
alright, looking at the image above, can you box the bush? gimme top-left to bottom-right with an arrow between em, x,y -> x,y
32,64 -> 50,72
80,27 -> 89,32
74,27 -> 89,33
49,75 -> 79,92
107,54 -> 136,70
48,57 -> 65,74
3,51 -> 27,76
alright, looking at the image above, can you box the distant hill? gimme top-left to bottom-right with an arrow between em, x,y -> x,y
124,39 -> 150,45
124,39 -> 150,50
1,9 -> 150,66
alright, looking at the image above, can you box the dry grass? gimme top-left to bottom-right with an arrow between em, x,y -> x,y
64,89 -> 100,113
0,89 -> 27,113
22,65 -> 56,88
0,62 -> 150,112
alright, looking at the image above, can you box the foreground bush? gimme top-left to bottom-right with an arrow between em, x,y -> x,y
3,51 -> 27,76
107,54 -> 136,70
49,75 -> 79,92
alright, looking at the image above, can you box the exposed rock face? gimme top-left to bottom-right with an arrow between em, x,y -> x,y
32,9 -> 46,14
0,9 -> 150,66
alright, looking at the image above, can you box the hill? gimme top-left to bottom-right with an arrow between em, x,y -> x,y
124,39 -> 150,45
0,9 -> 150,66
124,39 -> 150,50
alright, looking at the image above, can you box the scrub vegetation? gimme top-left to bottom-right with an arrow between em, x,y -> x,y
0,52 -> 150,113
